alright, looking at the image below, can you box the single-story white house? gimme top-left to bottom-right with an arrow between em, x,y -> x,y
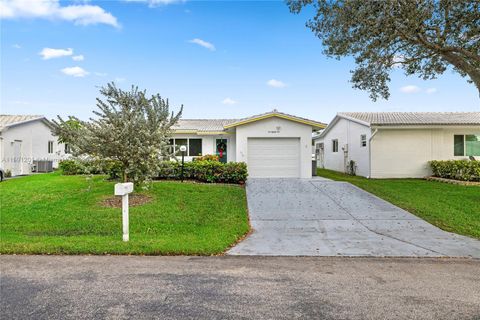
171,110 -> 326,178
0,115 -> 69,176
314,112 -> 480,178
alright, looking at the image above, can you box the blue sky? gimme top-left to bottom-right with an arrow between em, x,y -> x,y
1,0 -> 478,123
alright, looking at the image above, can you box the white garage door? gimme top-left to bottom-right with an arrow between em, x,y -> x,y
247,138 -> 300,178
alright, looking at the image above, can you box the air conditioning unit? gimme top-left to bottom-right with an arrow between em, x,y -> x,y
33,160 -> 53,173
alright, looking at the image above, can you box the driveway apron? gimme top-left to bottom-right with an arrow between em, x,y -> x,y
228,178 -> 480,257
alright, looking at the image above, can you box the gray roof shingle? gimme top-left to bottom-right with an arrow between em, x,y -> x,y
339,112 -> 480,126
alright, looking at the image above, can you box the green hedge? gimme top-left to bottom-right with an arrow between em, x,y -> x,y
429,160 -> 480,181
157,160 -> 248,184
59,159 -> 122,180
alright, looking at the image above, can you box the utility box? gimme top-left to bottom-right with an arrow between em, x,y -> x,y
115,182 -> 134,196
33,160 -> 53,173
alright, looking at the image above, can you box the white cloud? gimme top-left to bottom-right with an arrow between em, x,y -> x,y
39,47 -> 73,59
12,43 -> 21,48
61,66 -> 89,77
426,87 -> 437,94
399,85 -> 421,93
221,98 -> 237,105
72,54 -> 84,61
124,0 -> 184,7
1,0 -> 119,28
188,38 -> 215,51
267,79 -> 287,88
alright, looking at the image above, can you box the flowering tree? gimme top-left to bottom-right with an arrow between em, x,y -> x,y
53,83 -> 182,184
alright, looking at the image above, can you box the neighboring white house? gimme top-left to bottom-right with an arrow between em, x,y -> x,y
314,112 -> 480,178
171,110 -> 326,178
0,115 -> 69,176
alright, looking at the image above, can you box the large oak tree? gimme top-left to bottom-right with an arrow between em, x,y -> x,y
288,0 -> 480,100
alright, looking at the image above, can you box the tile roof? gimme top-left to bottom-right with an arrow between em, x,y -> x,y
338,112 -> 480,126
173,119 -> 238,132
173,110 -> 326,132
0,114 -> 45,131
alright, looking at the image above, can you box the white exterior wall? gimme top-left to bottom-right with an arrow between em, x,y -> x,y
371,126 -> 480,178
171,133 -> 236,162
235,117 -> 313,178
315,118 -> 371,177
0,120 -> 66,176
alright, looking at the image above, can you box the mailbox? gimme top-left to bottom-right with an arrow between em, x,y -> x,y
115,182 -> 134,196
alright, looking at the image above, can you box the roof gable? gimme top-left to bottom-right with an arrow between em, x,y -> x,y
224,110 -> 326,129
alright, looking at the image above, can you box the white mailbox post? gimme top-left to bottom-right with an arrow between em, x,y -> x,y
114,182 -> 134,242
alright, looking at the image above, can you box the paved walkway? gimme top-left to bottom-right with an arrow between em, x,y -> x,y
228,179 -> 480,257
1,256 -> 479,320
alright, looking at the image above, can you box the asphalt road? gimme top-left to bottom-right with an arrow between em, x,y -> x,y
1,256 -> 479,320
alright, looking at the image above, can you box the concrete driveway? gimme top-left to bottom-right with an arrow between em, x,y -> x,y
228,178 -> 480,257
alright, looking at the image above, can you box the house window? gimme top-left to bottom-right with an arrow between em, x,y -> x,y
168,138 -> 203,157
175,139 -> 188,153
466,135 -> 480,156
189,139 -> 202,156
167,139 -> 174,153
360,134 -> 367,147
64,143 -> 71,154
454,135 -> 480,156
332,139 -> 338,153
48,141 -> 54,154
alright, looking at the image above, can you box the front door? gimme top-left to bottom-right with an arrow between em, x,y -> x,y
216,139 -> 227,163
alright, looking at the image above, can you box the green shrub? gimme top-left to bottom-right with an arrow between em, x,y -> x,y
59,159 -> 122,180
59,159 -> 85,175
429,160 -> 480,181
157,160 -> 247,184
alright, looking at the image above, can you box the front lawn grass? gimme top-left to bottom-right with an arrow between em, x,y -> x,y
0,173 -> 249,255
317,168 -> 480,239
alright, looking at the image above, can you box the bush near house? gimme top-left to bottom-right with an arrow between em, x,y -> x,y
60,158 -> 248,184
429,160 -> 480,181
59,159 -> 122,180
193,154 -> 220,162
158,160 -> 248,184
